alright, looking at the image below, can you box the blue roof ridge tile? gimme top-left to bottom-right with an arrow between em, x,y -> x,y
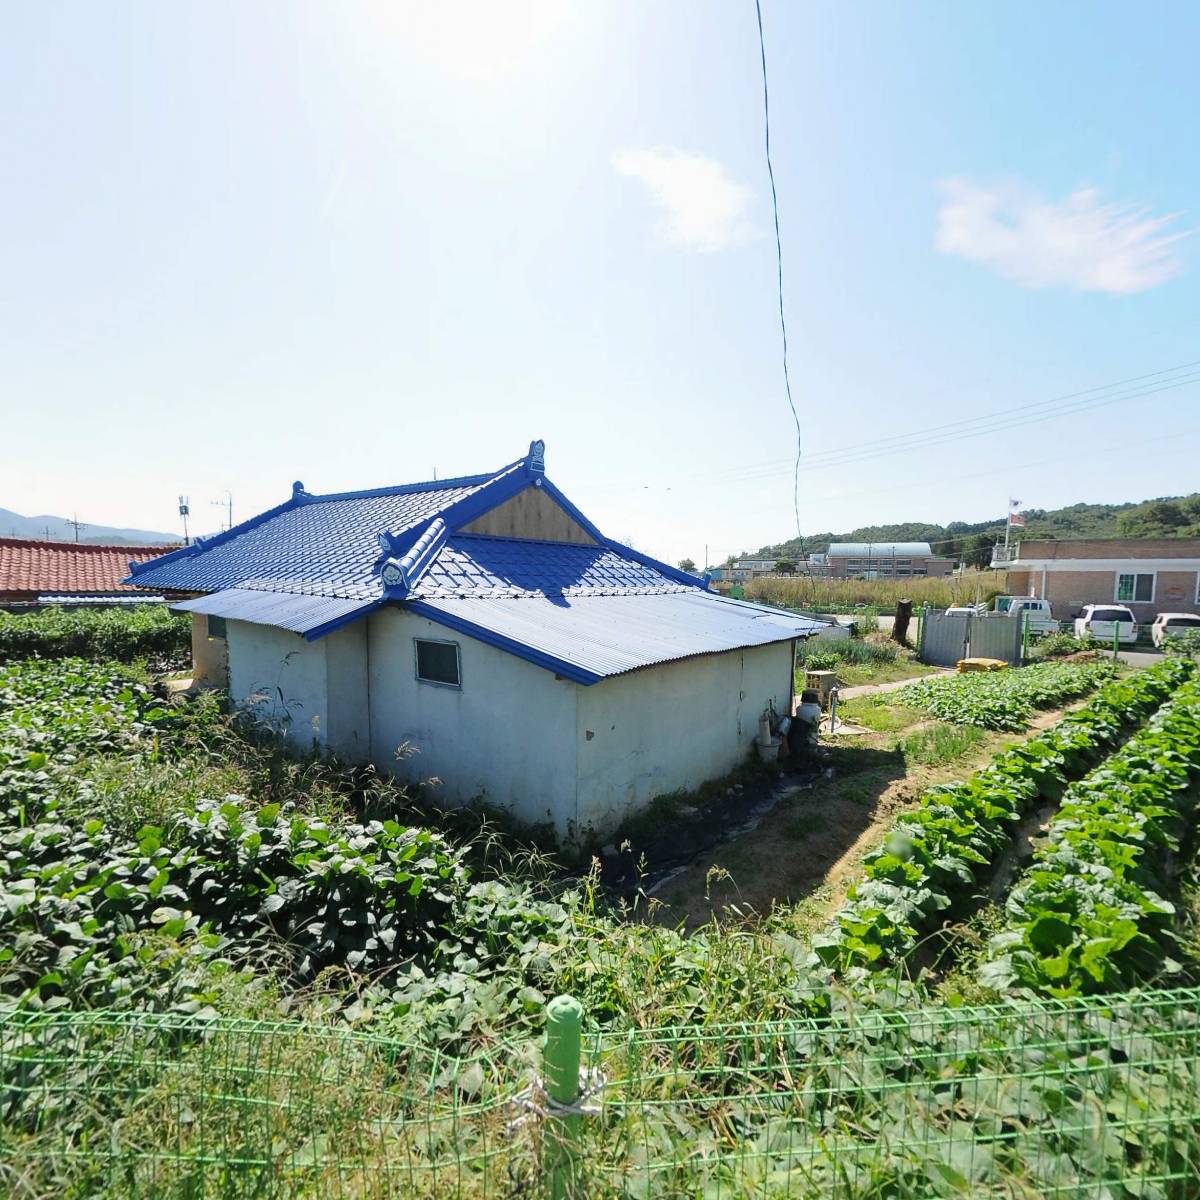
304,460 -> 522,504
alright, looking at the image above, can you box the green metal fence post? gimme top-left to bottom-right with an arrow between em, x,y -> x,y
1022,611 -> 1030,662
1113,620 -> 1120,663
544,994 -> 583,1200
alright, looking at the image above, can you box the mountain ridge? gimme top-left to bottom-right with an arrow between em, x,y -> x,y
0,506 -> 179,547
740,493 -> 1200,569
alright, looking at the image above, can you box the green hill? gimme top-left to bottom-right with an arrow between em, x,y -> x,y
743,493 -> 1200,569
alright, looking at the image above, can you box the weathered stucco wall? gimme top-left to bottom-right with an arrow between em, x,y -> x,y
324,621 -> 370,760
366,607 -> 579,831
574,641 -> 795,837
226,620 -> 329,753
221,610 -> 798,842
190,612 -> 229,688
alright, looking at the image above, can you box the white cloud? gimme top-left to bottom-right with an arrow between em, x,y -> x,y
613,148 -> 753,252
935,179 -> 1187,294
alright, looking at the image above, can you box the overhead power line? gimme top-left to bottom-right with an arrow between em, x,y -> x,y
708,370 -> 1200,482
753,0 -> 801,540
708,356 -> 1200,481
574,358 -> 1200,493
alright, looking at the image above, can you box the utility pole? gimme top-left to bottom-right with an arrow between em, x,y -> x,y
178,496 -> 190,546
67,514 -> 86,542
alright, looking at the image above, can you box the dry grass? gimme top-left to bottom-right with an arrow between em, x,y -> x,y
747,568 -> 1006,612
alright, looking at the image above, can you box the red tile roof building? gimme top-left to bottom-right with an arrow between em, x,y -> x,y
0,537 -> 177,603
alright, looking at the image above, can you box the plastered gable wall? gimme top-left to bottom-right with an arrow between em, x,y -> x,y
574,641 -> 795,836
323,622 -> 370,760
226,619 -> 329,753
366,607 -> 579,831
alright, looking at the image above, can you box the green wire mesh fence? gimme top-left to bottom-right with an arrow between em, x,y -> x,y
4,986 -> 1200,1199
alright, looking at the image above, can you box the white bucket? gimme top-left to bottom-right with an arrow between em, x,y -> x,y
755,736 -> 781,763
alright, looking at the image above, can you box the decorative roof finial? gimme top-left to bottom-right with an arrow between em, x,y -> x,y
527,439 -> 545,476
292,481 -> 307,499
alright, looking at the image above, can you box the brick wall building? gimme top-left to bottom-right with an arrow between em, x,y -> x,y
997,538 -> 1200,622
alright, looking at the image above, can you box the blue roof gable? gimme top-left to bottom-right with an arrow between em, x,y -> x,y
144,442 -> 828,678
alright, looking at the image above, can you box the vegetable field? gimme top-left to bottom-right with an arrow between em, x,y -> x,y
898,659 -> 1112,729
4,654 -> 1200,1197
0,605 -> 190,666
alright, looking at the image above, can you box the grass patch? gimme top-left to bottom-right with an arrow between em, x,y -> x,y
836,695 -> 926,734
893,722 -> 987,767
785,808 -> 828,839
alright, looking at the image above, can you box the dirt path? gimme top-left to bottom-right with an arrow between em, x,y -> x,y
647,701 -> 1083,933
836,675 -> 935,701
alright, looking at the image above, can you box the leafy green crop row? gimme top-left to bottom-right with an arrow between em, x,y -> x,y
0,604 -> 190,666
983,680 -> 1200,997
898,660 -> 1112,730
814,658 -> 1196,974
0,659 -> 474,1012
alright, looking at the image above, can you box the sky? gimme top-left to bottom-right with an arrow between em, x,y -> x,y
2,1 -> 1198,565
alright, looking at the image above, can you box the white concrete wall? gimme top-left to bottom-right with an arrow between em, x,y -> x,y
575,641 -> 795,836
226,619 -> 329,754
221,608 -> 796,842
324,621 -> 370,761
366,607 -> 579,832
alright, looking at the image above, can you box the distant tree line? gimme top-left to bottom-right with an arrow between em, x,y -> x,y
726,492 -> 1200,569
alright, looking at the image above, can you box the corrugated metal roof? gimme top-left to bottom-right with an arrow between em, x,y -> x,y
827,542 -> 933,558
413,535 -> 684,598
172,589 -> 379,638
408,591 -> 826,684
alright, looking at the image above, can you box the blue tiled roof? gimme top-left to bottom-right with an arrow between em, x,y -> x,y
409,592 -> 826,684
129,470 -> 507,599
412,535 -> 683,598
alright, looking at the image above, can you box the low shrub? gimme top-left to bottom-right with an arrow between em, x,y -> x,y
800,638 -> 899,672
1163,629 -> 1200,659
0,605 -> 190,668
1033,631 -> 1104,658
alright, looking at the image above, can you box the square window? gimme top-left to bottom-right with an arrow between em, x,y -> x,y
1116,573 -> 1154,603
415,639 -> 461,687
207,614 -> 227,639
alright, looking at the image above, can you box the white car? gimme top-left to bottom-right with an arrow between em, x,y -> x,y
1074,605 -> 1138,645
1151,612 -> 1200,649
944,606 -> 977,617
1004,597 -> 1058,636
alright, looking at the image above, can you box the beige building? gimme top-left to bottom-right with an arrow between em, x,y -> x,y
826,542 -> 954,580
995,538 -> 1200,621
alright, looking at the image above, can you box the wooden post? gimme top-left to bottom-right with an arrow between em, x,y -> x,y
893,598 -> 913,646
